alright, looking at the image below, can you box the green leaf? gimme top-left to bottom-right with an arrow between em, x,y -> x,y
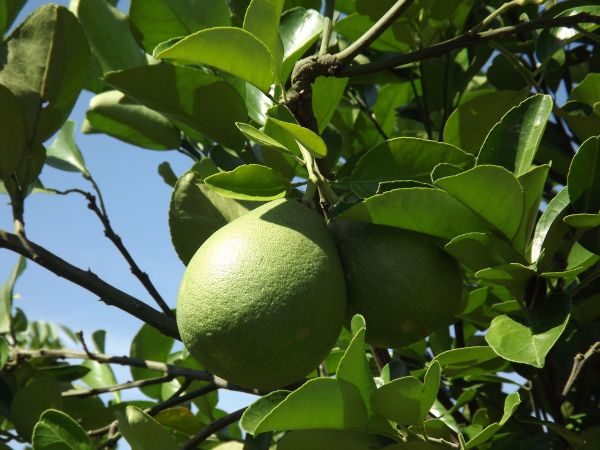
80,331 -> 120,403
46,120 -> 89,175
513,165 -> 550,253
335,315 -> 376,413
373,82 -> 414,136
313,76 -> 349,134
83,90 -> 181,150
562,73 -> 600,142
105,64 -> 247,150
435,165 -> 524,239
370,362 -> 440,426
277,429 -> 383,450
204,164 -> 290,201
433,346 -> 504,377
235,122 -> 291,154
444,90 -> 527,154
0,84 -> 26,179
465,392 -> 520,449
530,187 -> 570,263
0,256 -> 25,333
32,409 -> 93,450
0,0 -> 26,36
0,336 -> 8,370
279,7 -> 323,82
116,406 -> 178,450
351,138 -> 474,198
10,377 -> 63,441
339,187 -> 487,240
445,232 -> 525,272
568,136 -> 600,214
475,263 -> 536,301
70,0 -> 145,73
485,302 -> 570,368
564,213 -> 600,228
169,169 -> 253,265
243,0 -> 284,80
130,324 -> 174,399
477,94 -> 553,177
0,4 -> 90,145
241,390 -> 290,434
266,117 -> 328,158
129,0 -> 231,53
247,378 -> 368,435
156,27 -> 274,92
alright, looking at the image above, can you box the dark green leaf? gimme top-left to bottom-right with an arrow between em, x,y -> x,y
445,232 -> 525,272
83,91 -> 181,150
313,77 -> 349,133
568,136 -> 600,214
373,82 -> 414,136
116,406 -> 178,450
351,138 -> 474,198
339,188 -> 487,239
475,263 -> 536,301
277,429 -> 383,450
564,213 -> 600,228
130,324 -> 174,399
32,409 -> 93,450
0,4 -> 90,145
0,0 -> 26,36
204,164 -> 290,201
433,346 -> 504,377
156,27 -> 274,92
10,377 -> 63,440
444,91 -> 527,154
46,120 -> 89,175
105,64 -> 247,150
129,0 -> 231,53
71,0 -> 145,73
435,165 -> 524,239
0,256 -> 25,333
485,303 -> 570,368
279,7 -> 323,82
562,73 -> 600,142
169,169 -> 252,265
0,336 -> 8,370
477,94 -> 553,176
0,84 -> 26,180
247,378 -> 368,435
35,365 -> 90,382
465,392 -> 520,449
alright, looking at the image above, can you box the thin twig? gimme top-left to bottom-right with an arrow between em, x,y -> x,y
181,408 -> 246,449
349,89 -> 389,140
336,13 -> 600,77
561,342 -> 600,397
0,228 -> 179,339
63,375 -> 175,398
52,187 -> 173,317
335,0 -> 416,64
319,0 -> 335,55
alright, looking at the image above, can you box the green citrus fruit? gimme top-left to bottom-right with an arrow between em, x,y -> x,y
177,199 -> 347,390
330,221 -> 462,348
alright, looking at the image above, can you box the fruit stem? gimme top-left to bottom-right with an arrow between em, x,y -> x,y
299,145 -> 339,211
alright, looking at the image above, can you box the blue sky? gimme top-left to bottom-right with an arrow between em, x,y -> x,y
0,0 -> 256,427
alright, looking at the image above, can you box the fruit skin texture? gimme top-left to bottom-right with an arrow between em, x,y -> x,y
177,199 -> 347,390
330,221 -> 462,348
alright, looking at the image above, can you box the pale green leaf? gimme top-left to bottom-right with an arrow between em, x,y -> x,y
204,164 -> 290,201
32,409 -> 93,450
116,406 -> 178,450
46,120 -> 89,175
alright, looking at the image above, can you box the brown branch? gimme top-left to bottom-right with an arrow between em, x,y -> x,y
54,188 -> 173,317
561,342 -> 600,397
0,229 -> 179,339
62,375 -> 175,398
181,408 -> 246,449
336,13 -> 600,77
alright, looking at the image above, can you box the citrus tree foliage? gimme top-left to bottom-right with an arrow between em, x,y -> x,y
1,0 -> 600,449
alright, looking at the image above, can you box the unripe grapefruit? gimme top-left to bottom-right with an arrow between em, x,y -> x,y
177,199 -> 347,390
330,221 -> 462,348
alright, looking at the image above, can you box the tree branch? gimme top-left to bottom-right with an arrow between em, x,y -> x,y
336,13 -> 600,77
561,341 -> 600,397
0,229 -> 179,339
319,0 -> 335,55
53,188 -> 173,317
181,408 -> 246,450
335,0 -> 416,64
62,375 -> 175,398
